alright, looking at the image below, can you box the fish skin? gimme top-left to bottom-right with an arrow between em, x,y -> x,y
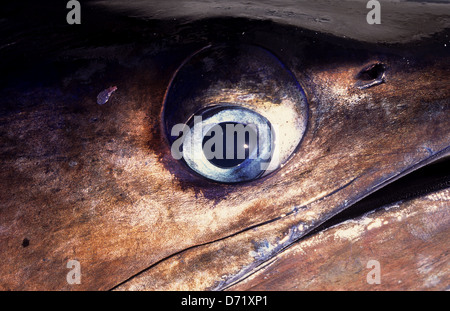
227,188 -> 450,291
0,6 -> 449,290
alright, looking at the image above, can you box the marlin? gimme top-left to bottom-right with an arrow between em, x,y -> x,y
0,1 -> 448,291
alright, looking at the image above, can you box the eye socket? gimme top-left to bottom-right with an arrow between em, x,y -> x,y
163,44 -> 308,183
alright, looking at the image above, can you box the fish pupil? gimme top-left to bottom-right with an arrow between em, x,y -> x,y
202,122 -> 256,168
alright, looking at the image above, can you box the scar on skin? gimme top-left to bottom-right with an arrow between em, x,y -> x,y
97,86 -> 118,105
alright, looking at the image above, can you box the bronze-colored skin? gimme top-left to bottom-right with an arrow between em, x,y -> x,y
0,1 -> 449,290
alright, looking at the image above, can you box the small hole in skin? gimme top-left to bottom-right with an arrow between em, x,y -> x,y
355,63 -> 386,89
22,238 -> 30,248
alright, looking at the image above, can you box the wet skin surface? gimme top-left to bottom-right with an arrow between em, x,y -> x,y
0,1 -> 449,290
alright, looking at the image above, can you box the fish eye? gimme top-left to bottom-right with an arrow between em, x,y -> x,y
163,44 -> 308,183
178,105 -> 273,183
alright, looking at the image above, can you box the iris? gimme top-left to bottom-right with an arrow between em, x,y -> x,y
180,105 -> 273,183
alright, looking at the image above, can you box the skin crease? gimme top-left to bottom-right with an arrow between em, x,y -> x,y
0,2 -> 449,290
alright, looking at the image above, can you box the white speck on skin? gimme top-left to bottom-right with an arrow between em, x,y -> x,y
334,224 -> 364,241
333,217 -> 372,241
367,218 -> 383,230
97,86 -> 118,105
